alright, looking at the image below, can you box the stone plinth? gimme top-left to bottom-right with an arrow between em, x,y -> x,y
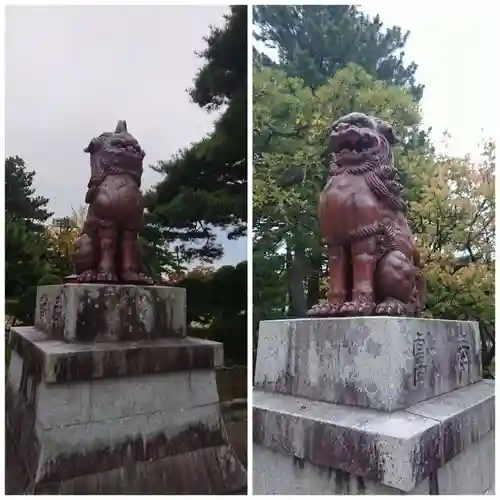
254,317 -> 482,412
253,317 -> 494,495
253,381 -> 494,493
34,284 -> 186,342
9,326 -> 223,384
6,285 -> 247,495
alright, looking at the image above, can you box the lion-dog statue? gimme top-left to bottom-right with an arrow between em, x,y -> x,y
71,120 -> 152,284
308,112 -> 425,317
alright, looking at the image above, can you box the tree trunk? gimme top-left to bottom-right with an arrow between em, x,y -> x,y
307,256 -> 323,309
288,243 -> 307,317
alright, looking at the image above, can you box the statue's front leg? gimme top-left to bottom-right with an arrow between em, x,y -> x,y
120,229 -> 140,283
96,225 -> 118,282
340,237 -> 376,316
120,231 -> 154,284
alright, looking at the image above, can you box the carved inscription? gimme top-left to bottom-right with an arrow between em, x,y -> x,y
51,289 -> 65,336
456,329 -> 471,382
38,292 -> 49,325
413,331 -> 427,386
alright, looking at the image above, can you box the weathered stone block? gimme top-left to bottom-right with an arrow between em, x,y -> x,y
253,445 -> 431,495
437,429 -> 495,494
253,380 -> 494,493
6,343 -> 246,494
30,361 -> 220,428
34,284 -> 186,342
254,317 -> 482,412
35,445 -> 245,495
9,326 -> 223,384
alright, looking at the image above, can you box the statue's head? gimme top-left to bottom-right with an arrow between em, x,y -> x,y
84,120 -> 145,171
328,112 -> 399,167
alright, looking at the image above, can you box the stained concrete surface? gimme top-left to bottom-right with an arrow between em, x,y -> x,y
254,317 -> 482,412
253,380 -> 494,492
35,283 -> 186,342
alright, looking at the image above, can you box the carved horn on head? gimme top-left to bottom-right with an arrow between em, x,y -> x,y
115,120 -> 128,133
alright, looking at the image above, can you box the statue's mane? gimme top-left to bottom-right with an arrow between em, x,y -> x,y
84,125 -> 143,196
329,134 -> 406,212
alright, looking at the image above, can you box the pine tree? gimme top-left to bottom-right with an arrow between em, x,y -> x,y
146,5 -> 247,272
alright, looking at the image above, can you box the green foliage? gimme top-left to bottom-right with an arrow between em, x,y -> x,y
254,5 -> 423,99
10,274 -> 60,326
5,156 -> 54,313
5,156 -> 52,227
406,140 -> 495,372
5,217 -> 48,300
147,5 -> 247,275
173,262 -> 247,363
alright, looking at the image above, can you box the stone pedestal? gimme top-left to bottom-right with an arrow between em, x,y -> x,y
6,284 -> 247,494
35,284 -> 186,342
253,317 -> 494,495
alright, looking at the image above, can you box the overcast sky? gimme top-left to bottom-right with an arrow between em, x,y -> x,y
359,3 -> 497,160
5,5 -> 246,267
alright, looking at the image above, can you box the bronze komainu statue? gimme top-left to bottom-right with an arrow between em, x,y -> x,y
71,120 -> 152,284
308,112 -> 426,317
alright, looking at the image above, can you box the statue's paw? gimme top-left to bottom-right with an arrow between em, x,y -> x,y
375,298 -> 406,316
307,300 -> 329,317
307,300 -> 344,317
339,299 -> 375,316
121,271 -> 140,283
96,271 -> 118,283
77,270 -> 97,283
137,273 -> 155,285
121,271 -> 154,285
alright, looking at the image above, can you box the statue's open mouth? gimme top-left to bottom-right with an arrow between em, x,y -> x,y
107,143 -> 145,164
330,127 -> 380,164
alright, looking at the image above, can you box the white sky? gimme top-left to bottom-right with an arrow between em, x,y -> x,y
359,3 -> 498,160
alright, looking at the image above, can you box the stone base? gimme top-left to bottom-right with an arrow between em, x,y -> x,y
6,329 -> 246,494
254,430 -> 494,495
253,381 -> 494,494
254,317 -> 482,412
35,284 -> 186,342
9,326 -> 223,384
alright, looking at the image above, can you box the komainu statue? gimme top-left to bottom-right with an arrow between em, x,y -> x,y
308,112 -> 425,317
70,120 -> 152,284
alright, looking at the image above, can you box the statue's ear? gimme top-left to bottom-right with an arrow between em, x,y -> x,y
375,119 -> 400,145
83,138 -> 98,154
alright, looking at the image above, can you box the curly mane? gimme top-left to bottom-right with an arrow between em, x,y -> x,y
328,132 -> 406,213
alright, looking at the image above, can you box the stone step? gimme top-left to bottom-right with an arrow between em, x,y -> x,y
253,379 -> 494,493
9,326 -> 222,384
